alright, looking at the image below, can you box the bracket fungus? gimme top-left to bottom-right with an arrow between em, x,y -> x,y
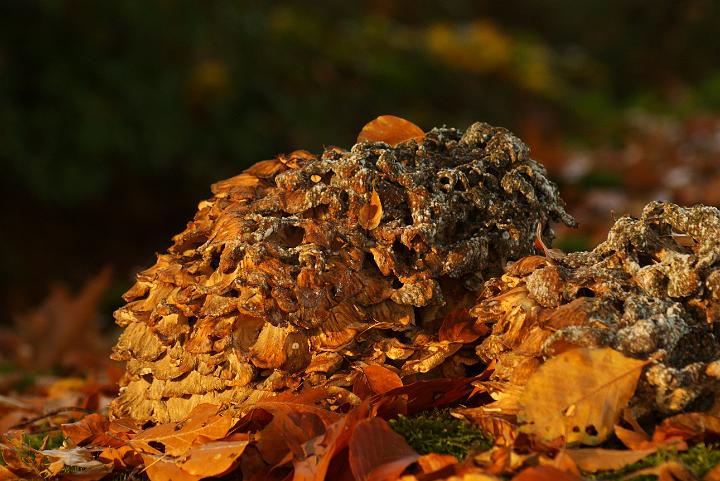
471,201 -> 720,418
109,117 -> 574,423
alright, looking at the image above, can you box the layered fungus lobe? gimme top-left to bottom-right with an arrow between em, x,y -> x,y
110,121 -> 573,423
472,201 -> 720,417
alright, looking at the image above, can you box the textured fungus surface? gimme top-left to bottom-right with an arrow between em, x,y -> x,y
471,201 -> 720,417
109,121 -> 574,423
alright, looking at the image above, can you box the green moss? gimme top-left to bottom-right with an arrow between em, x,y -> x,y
389,409 -> 492,460
22,430 -> 65,451
590,443 -> 720,481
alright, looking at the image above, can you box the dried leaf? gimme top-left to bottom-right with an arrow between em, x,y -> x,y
131,404 -> 235,456
622,461 -> 697,481
0,464 -> 20,481
362,364 -> 403,395
357,115 -> 425,146
39,447 -> 111,480
349,417 -> 419,481
142,437 -> 249,481
653,413 -> 720,444
359,190 -> 383,230
293,400 -> 374,481
518,348 -> 646,445
614,424 -> 654,450
564,448 -> 657,473
704,464 -> 720,481
61,413 -> 111,447
416,453 -> 458,473
511,465 -> 583,481
98,445 -> 143,469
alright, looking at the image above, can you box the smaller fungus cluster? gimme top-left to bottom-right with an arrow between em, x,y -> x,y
472,201 -> 720,416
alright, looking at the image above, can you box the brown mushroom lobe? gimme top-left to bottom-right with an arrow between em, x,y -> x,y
110,121 -> 574,423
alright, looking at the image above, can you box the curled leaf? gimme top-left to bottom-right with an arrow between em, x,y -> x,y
357,115 -> 425,146
359,190 -> 383,230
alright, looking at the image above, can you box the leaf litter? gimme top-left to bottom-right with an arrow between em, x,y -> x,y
2,116 -> 720,480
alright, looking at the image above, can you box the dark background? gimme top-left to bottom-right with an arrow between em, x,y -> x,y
2,0 -> 720,327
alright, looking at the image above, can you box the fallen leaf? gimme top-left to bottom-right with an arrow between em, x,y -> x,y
614,423 -> 652,450
349,417 -> 419,481
10,267 -> 112,370
511,465 -> 583,481
131,404 -> 235,456
417,453 -> 458,473
563,448 -> 657,473
359,190 -> 383,230
704,463 -> 720,481
293,400 -> 374,481
61,413 -> 110,446
653,413 -> 720,444
455,410 -> 517,447
622,461 -> 697,481
439,309 -> 485,343
98,445 -> 143,469
357,115 -> 425,146
141,436 -> 249,481
0,464 -> 20,481
40,447 -> 112,480
362,364 -> 403,395
518,348 -> 646,445
543,450 -> 581,477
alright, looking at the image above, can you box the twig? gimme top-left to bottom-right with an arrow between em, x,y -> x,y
10,407 -> 95,429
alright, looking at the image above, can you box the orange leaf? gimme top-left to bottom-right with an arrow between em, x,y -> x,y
293,400 -> 374,481
563,448 -> 657,473
98,445 -> 143,469
0,464 -> 20,481
61,413 -> 111,447
362,365 -> 403,395
622,461 -> 696,481
518,348 -> 646,445
511,465 -> 583,481
417,453 -> 458,473
358,190 -> 383,230
357,115 -> 425,146
653,412 -> 720,444
141,437 -> 249,481
349,417 -> 419,481
439,309 -> 485,343
131,404 -> 235,456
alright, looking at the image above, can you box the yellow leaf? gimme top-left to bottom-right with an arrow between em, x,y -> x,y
518,348 -> 646,445
563,448 -> 656,473
359,190 -> 383,230
357,115 -> 425,146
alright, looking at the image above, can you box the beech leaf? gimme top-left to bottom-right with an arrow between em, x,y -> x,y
362,364 -> 403,395
349,417 -> 419,481
518,348 -> 646,445
563,448 -> 657,473
131,404 -> 235,456
357,115 -> 425,146
359,190 -> 383,230
511,465 -> 583,481
141,437 -> 248,481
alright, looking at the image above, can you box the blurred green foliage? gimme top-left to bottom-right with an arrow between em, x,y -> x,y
2,0 -> 720,206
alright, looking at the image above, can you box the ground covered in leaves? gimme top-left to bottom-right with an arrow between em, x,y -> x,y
2,116 -> 720,481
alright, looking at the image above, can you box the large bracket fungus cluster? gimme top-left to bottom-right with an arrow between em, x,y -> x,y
472,201 -> 720,418
110,118 -> 574,423
110,116 -> 720,429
